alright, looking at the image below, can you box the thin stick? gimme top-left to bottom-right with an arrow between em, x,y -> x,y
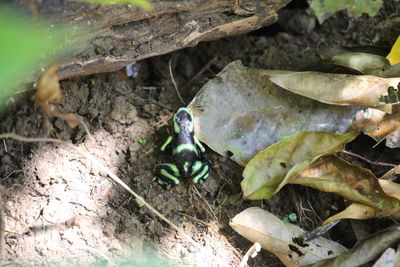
168,58 -> 185,105
80,246 -> 117,267
0,133 -> 199,247
191,185 -> 218,222
239,242 -> 261,267
340,150 -> 396,168
0,133 -> 62,143
186,56 -> 218,87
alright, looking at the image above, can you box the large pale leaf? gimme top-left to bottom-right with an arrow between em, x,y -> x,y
292,156 -> 400,210
310,226 -> 400,267
188,61 -> 362,166
241,131 -> 358,200
269,71 -> 400,113
230,207 -> 346,267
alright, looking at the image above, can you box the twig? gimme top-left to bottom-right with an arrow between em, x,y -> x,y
186,56 -> 218,87
239,242 -> 261,267
191,185 -> 218,222
68,144 -> 200,247
78,116 -> 94,143
0,133 -> 62,143
168,58 -> 185,105
340,150 -> 396,168
0,133 -> 200,247
80,246 -> 117,267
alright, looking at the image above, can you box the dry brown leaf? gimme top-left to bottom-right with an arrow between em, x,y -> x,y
36,62 -> 62,112
352,108 -> 400,139
269,71 -> 400,113
36,63 -> 80,129
292,156 -> 400,210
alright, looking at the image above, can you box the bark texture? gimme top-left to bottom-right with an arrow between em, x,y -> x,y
17,0 -> 290,79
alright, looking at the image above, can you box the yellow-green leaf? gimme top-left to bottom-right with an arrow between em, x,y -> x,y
387,36 -> 400,65
241,131 -> 358,200
323,203 -> 378,224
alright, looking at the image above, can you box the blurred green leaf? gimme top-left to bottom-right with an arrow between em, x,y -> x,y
241,131 -> 358,200
78,0 -> 153,10
0,8 -> 72,106
310,0 -> 383,24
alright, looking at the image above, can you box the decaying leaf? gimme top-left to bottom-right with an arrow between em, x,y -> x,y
322,178 -> 400,224
292,156 -> 400,211
188,61 -> 362,166
379,85 -> 400,104
36,64 -> 81,129
352,108 -> 400,140
311,226 -> 400,267
241,131 -> 358,200
230,207 -> 346,267
269,71 -> 400,113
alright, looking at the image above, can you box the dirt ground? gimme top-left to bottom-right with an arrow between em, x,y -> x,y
1,1 -> 400,266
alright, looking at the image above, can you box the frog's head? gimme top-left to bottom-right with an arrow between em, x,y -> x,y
173,107 -> 194,134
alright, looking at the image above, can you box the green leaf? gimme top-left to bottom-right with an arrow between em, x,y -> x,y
0,8 -> 73,107
310,0 -> 383,24
241,131 -> 358,200
77,0 -> 153,10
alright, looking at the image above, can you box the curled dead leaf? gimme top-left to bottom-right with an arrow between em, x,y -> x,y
36,63 -> 81,129
36,62 -> 62,112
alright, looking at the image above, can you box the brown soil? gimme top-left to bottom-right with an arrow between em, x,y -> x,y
1,1 -> 400,266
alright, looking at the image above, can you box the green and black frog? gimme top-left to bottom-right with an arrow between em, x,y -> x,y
155,107 -> 211,189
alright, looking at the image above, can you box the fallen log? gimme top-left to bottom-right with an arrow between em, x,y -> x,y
15,0 -> 290,79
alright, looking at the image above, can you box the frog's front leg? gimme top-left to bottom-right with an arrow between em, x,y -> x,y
194,136 -> 206,154
190,159 -> 211,184
155,163 -> 181,189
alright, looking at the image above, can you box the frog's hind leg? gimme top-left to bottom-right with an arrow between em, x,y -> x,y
191,159 -> 211,184
155,163 -> 180,189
